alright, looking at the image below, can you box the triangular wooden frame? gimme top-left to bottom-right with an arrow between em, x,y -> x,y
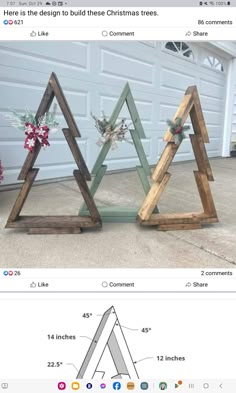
137,85 -> 218,231
5,72 -> 101,234
80,83 -> 158,223
77,306 -> 139,379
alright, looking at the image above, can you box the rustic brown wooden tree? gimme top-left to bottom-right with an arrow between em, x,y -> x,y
5,72 -> 101,234
137,86 -> 218,231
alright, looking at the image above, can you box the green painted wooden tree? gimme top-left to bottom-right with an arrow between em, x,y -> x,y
80,83 -> 158,223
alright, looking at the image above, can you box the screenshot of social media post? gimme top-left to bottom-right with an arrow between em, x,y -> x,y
0,3 -> 236,268
0,268 -> 236,392
0,3 -> 236,393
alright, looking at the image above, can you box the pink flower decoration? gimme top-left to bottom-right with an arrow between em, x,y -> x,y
24,122 -> 50,151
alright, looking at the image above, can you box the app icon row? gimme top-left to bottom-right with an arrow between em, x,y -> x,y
57,381 -> 175,390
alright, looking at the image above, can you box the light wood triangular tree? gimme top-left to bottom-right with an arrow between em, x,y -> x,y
137,85 -> 218,231
80,83 -> 158,223
5,72 -> 101,234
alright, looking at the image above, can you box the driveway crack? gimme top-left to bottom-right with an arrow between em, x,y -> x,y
167,232 -> 236,266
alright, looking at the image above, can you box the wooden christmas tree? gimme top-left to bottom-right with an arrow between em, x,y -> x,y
80,83 -> 158,223
6,72 -> 101,234
137,85 -> 218,231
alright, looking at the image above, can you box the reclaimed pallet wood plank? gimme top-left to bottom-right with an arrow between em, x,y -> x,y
130,130 -> 151,176
164,90 -> 194,142
50,72 -> 80,137
29,228 -> 82,234
80,206 -> 139,223
81,206 -> 138,215
138,85 -> 218,231
138,212 -> 219,226
87,82 -> 153,220
138,173 -> 171,221
158,223 -> 201,231
136,166 -> 151,195
197,213 -> 219,224
63,128 -> 90,180
18,81 -> 55,180
189,134 -> 214,181
136,166 -> 159,213
126,91 -> 145,138
18,141 -> 42,182
109,82 -> 130,127
18,73 -> 80,180
7,216 -> 101,228
189,87 -> 209,143
152,142 -> 178,182
100,215 -> 137,223
194,171 -> 218,217
137,212 -> 201,226
6,169 -> 39,225
6,73 -> 101,234
74,170 -> 101,224
92,206 -> 139,215
80,165 -> 107,213
91,141 -> 111,175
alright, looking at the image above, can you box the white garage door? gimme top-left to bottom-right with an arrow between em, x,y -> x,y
0,41 -> 227,185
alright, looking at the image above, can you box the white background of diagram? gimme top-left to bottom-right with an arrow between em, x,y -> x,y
0,294 -> 235,379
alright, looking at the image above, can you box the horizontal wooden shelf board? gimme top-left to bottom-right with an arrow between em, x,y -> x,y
6,215 -> 101,228
138,212 -> 218,226
28,228 -> 83,234
157,223 -> 202,231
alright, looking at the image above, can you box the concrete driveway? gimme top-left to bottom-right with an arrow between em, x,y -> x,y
0,158 -> 236,268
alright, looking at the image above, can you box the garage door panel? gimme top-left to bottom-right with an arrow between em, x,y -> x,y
0,81 -> 89,121
160,50 -> 197,70
0,44 -> 96,89
206,138 -> 222,157
99,138 -> 151,172
200,92 -> 224,106
200,96 -> 223,112
96,82 -> 159,130
160,86 -> 223,115
3,163 -> 80,185
160,67 -> 196,94
159,103 -> 192,124
206,125 -> 222,138
100,48 -> 155,86
99,41 -> 158,62
94,43 -> 158,94
159,103 -> 177,122
200,78 -> 225,100
159,103 -> 192,136
199,67 -> 225,83
1,140 -> 87,169
158,139 -> 193,162
0,42 -> 89,71
104,138 -> 150,160
202,109 -> 222,126
100,94 -> 154,126
0,115 -> 90,142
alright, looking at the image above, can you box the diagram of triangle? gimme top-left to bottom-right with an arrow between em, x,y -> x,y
77,306 -> 139,379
